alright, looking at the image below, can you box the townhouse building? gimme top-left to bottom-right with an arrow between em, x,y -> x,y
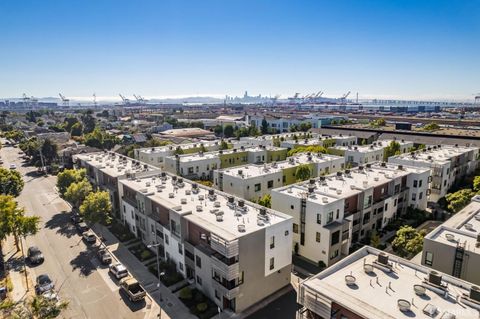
271,162 -> 430,267
422,196 -> 480,285
118,173 -> 293,313
72,151 -> 161,216
298,246 -> 480,319
213,153 -> 345,201
134,141 -> 223,168
163,145 -> 287,180
328,139 -> 414,167
389,144 -> 479,201
280,135 -> 357,150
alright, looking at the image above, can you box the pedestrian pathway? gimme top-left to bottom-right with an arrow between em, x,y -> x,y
2,236 -> 33,303
92,224 -> 196,319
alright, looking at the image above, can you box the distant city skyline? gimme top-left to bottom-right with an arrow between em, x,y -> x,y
1,0 -> 479,101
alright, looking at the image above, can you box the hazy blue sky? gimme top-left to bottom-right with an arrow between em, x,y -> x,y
0,0 -> 479,100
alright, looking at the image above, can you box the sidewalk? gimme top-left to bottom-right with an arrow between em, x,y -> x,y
92,224 -> 196,319
2,236 -> 33,303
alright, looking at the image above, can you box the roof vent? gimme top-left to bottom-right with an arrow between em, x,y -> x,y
257,219 -> 264,226
322,197 -> 328,203
398,165 -> 403,170
445,233 -> 456,242
216,215 -> 223,222
308,186 -> 315,193
345,275 -> 356,286
237,224 -> 246,233
238,199 -> 245,207
214,201 -> 221,207
465,223 -> 474,231
228,196 -> 234,203
259,208 -> 267,216
378,253 -> 389,266
374,177 -> 379,181
397,299 -> 411,312
181,198 -> 187,204
358,165 -> 364,170
428,271 -> 442,286
168,193 -> 174,198
196,205 -> 203,212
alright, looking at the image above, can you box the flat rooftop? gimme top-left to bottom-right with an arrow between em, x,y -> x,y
169,146 -> 286,163
333,140 -> 411,153
74,152 -> 159,178
391,145 -> 478,165
119,174 -> 291,240
219,153 -> 343,179
137,141 -> 219,154
301,246 -> 479,319
276,162 -> 428,204
425,197 -> 480,254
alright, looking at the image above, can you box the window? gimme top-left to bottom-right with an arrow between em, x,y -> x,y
336,209 -> 340,219
293,223 -> 299,233
196,276 -> 202,285
327,211 -> 334,224
424,252 -> 433,266
178,243 -> 183,255
412,193 -> 416,201
316,232 -> 321,243
196,255 -> 202,268
164,235 -> 169,245
290,205 -> 294,209
331,231 -> 340,245
384,203 -> 388,211
419,180 -> 423,187
419,192 -> 423,199
215,290 -> 220,300
179,263 -> 183,271
413,180 -> 418,188
363,212 -> 370,225
270,236 -> 275,249
254,183 -> 261,192
316,214 -> 321,224
330,249 -> 339,260
267,180 -> 274,188
269,257 -> 275,270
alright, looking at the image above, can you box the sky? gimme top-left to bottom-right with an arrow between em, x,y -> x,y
0,0 -> 479,101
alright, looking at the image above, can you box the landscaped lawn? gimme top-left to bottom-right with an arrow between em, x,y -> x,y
148,261 -> 184,287
108,221 -> 136,242
178,287 -> 219,319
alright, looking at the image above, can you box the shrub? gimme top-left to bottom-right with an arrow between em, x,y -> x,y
196,303 -> 208,313
140,249 -> 152,261
179,287 -> 193,300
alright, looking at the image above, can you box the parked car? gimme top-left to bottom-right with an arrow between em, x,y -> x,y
27,246 -> 44,264
97,249 -> 112,264
42,290 -> 60,303
35,274 -> 54,294
71,211 -> 83,224
9,164 -> 16,170
109,263 -> 129,280
76,222 -> 89,233
82,231 -> 96,244
0,287 -> 6,300
120,277 -> 146,302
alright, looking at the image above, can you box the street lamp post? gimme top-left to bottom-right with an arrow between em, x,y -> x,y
147,242 -> 165,319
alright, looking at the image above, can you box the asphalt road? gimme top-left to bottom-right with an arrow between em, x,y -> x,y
0,144 -> 150,319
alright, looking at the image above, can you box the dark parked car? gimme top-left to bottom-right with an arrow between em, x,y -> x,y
27,246 -> 44,264
35,274 -> 54,294
71,211 -> 83,224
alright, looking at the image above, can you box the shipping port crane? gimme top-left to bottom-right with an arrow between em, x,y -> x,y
340,91 -> 351,103
475,93 -> 480,105
119,94 -> 130,106
93,93 -> 97,108
59,93 -> 70,107
22,93 -> 30,108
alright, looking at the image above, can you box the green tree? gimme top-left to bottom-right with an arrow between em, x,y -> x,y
57,168 -> 86,196
174,146 -> 184,155
261,118 -> 269,134
80,191 -> 112,225
391,226 -> 426,257
445,189 -> 475,213
0,168 -> 24,197
213,125 -> 223,136
295,164 -> 312,182
383,140 -> 401,161
64,179 -> 93,208
473,176 -> 480,193
84,128 -> 119,150
0,195 -> 40,251
30,294 -> 69,319
223,125 -> 234,138
257,194 -> 272,208
63,116 -> 79,133
81,112 -> 96,133
219,140 -> 229,150
298,122 -> 312,132
422,122 -> 440,132
70,122 -> 83,136
41,139 -> 58,165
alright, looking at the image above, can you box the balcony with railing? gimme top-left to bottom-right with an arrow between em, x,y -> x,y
211,278 -> 240,299
210,234 -> 239,258
211,254 -> 240,281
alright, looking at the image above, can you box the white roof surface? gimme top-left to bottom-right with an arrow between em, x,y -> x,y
302,246 -> 480,319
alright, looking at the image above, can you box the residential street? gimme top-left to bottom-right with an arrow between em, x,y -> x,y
1,144 -> 156,319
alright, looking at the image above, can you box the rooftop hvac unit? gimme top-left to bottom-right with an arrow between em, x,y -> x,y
309,178 -> 316,184
374,177 -> 379,181
216,215 -> 223,222
168,193 -> 174,198
381,162 -> 386,167
470,286 -> 480,303
214,201 -> 221,207
358,165 -> 364,170
228,196 -> 234,204
366,163 -> 371,169
196,205 -> 203,212
172,175 -> 177,181
259,208 -> 267,216
322,197 -> 328,203
238,170 -> 243,176
181,198 -> 187,204
445,233 -> 456,242
185,189 -> 191,195
238,224 -> 246,232
308,186 -> 315,193
398,165 -> 403,170
464,223 -> 474,231
428,271 -> 442,286
377,253 -> 389,266
238,200 -> 245,207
